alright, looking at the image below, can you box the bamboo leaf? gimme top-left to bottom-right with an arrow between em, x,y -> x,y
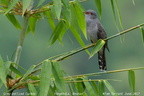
39,60 -> 52,96
68,82 -> 77,95
110,0 -> 121,32
73,3 -> 87,39
52,61 -> 66,93
61,0 -> 71,24
50,20 -> 68,45
140,27 -> 144,43
70,26 -> 90,55
44,11 -> 55,31
0,57 -> 11,87
1,0 -> 10,5
69,3 -> 80,34
95,0 -> 102,18
22,0 -> 33,16
28,83 -> 37,96
61,0 -> 69,7
110,0 -> 116,21
28,16 -> 37,34
69,4 -> 89,54
103,80 -> 118,96
128,70 -> 135,93
37,0 -> 45,6
83,77 -> 96,96
62,8 -> 71,25
5,0 -> 19,14
53,0 -> 62,19
0,79 -> 3,89
132,0 -> 135,5
20,65 -> 35,81
10,65 -> 23,76
6,14 -> 22,29
75,78 -> 85,93
91,81 -> 99,95
98,80 -> 105,96
115,0 -> 123,29
48,86 -> 55,96
90,39 -> 105,58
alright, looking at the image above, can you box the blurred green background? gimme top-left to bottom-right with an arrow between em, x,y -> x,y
0,0 -> 144,95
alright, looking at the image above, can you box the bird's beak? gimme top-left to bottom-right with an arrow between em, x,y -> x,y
84,11 -> 87,14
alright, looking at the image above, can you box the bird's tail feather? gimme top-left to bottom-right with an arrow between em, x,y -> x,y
98,48 -> 106,71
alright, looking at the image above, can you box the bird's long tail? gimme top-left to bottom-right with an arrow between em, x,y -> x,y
98,48 -> 106,71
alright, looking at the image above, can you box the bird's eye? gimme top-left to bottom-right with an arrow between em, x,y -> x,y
85,12 -> 91,15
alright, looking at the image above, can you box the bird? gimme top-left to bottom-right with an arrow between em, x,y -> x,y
85,9 -> 109,71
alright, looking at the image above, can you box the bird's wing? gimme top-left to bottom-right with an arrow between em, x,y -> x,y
97,22 -> 110,52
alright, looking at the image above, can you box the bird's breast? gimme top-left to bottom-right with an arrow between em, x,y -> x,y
86,21 -> 98,43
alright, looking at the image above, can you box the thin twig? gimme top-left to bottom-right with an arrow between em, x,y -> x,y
32,23 -> 144,70
105,23 -> 144,40
65,67 -> 144,79
54,23 -> 144,61
25,23 -> 144,79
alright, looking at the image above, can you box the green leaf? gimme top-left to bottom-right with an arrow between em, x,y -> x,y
28,16 -> 37,33
110,0 -> 116,21
67,83 -> 74,96
44,10 -> 55,31
28,75 -> 40,81
61,0 -> 71,23
98,80 -> 105,96
39,60 -> 52,96
75,78 -> 85,93
73,3 -> 87,39
1,0 -> 10,5
69,3 -> 79,33
22,0 -> 33,16
103,80 -> 117,96
140,27 -> 144,43
61,0 -> 69,6
10,65 -> 23,76
62,9 -> 71,25
6,14 -> 22,29
132,0 -> 135,5
53,0 -> 62,19
91,81 -> 99,95
115,0 -> 123,29
52,61 -> 66,93
48,86 -> 55,96
37,0 -> 45,6
69,4 -> 89,54
5,0 -> 19,14
90,39 -> 105,58
83,77 -> 96,96
0,56 -> 11,87
28,83 -> 37,96
50,21 -> 68,44
128,70 -> 135,93
0,79 -> 3,89
95,0 -> 102,18
20,65 -> 35,81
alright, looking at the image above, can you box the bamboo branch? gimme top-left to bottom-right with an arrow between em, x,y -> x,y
54,23 -> 144,61
65,67 -> 144,80
14,15 -> 29,64
32,23 -> 144,70
8,15 -> 29,96
105,23 -> 144,40
26,23 -> 144,78
12,14 -> 29,77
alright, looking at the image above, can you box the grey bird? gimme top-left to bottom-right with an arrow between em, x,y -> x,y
85,10 -> 109,71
